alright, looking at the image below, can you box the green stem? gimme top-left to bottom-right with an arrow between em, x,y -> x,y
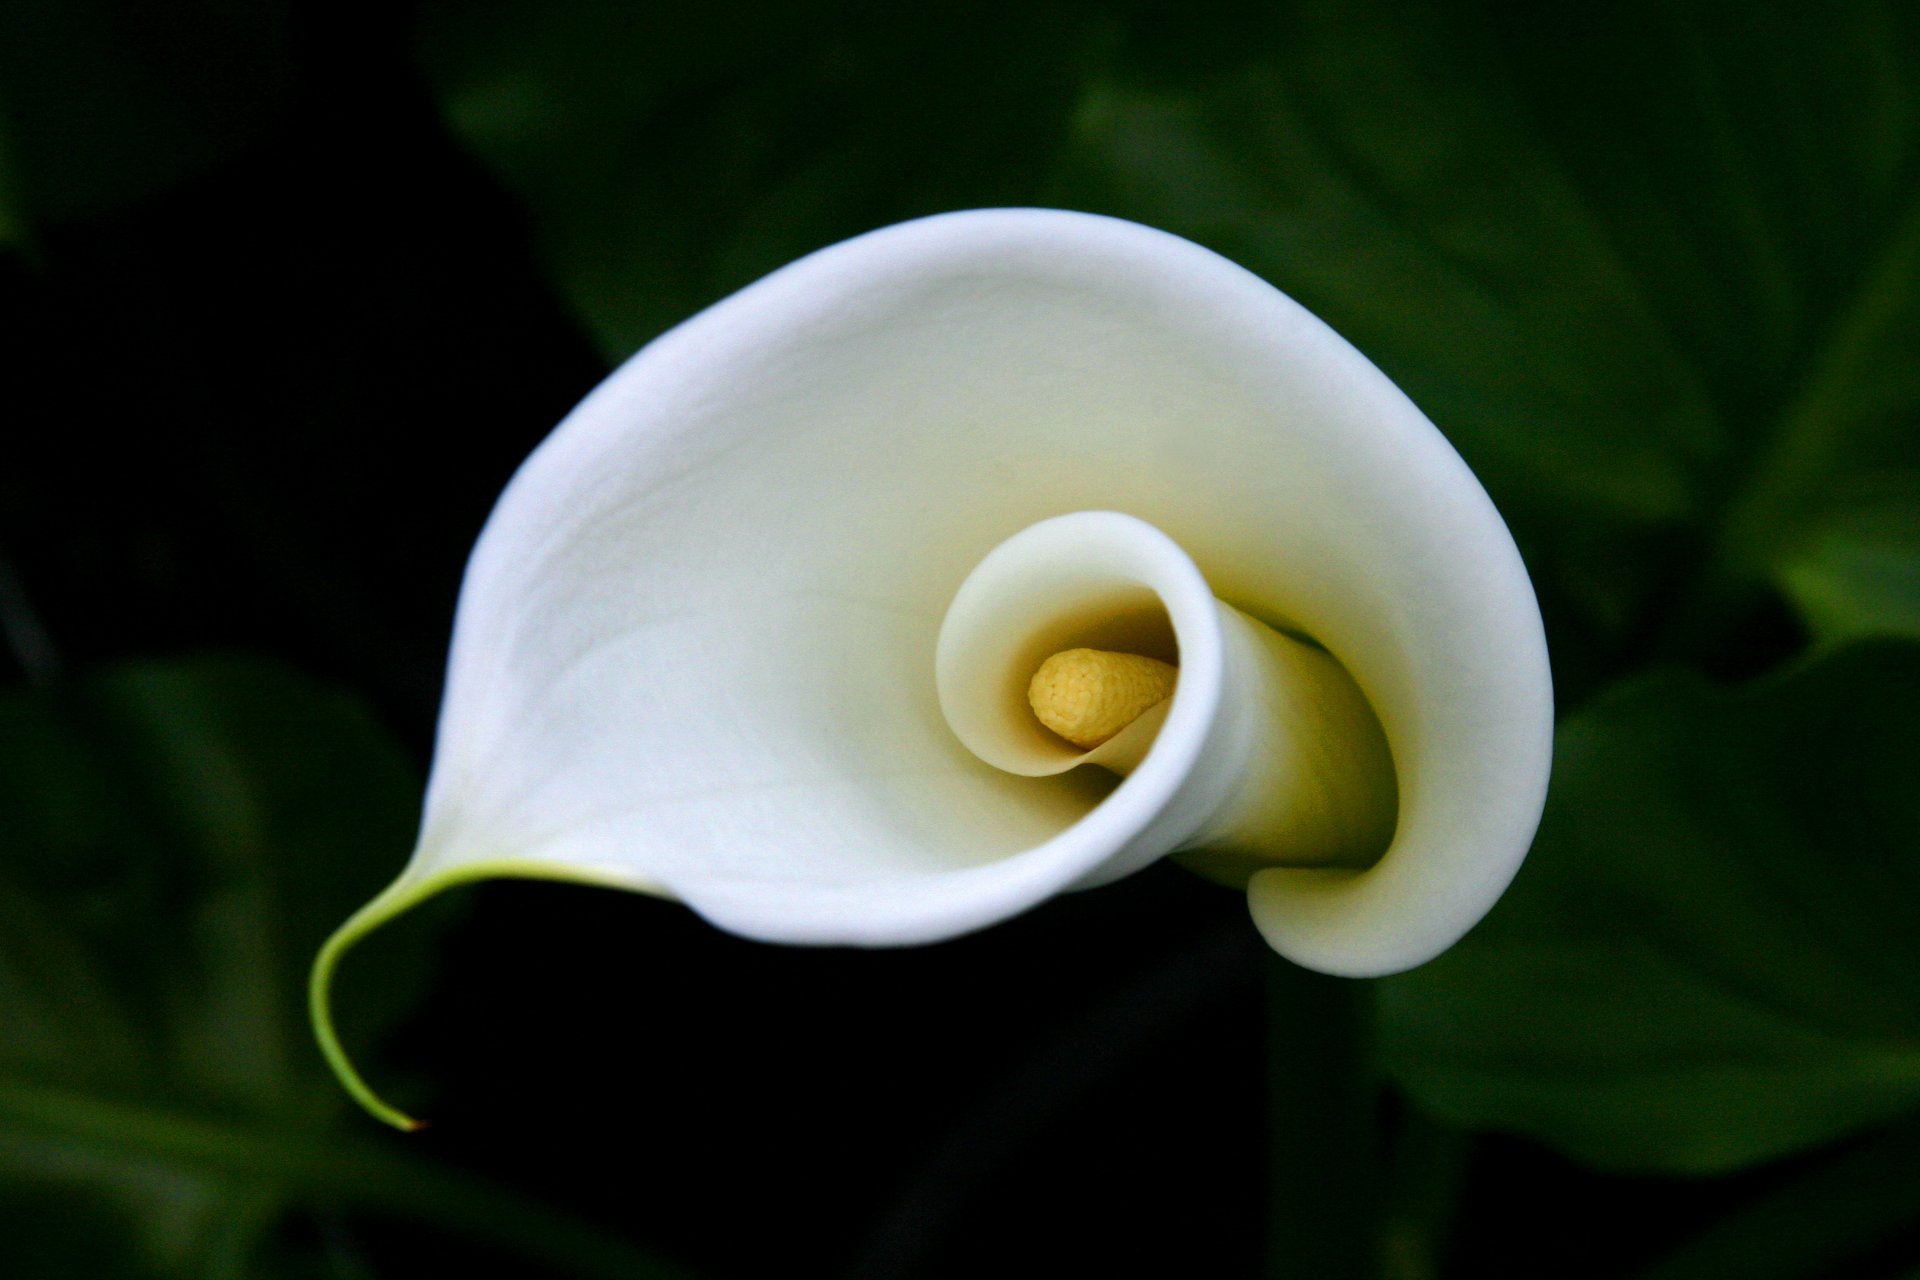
1378,1108 -> 1472,1280
310,876 -> 444,1132
310,859 -> 646,1131
1265,957 -> 1377,1280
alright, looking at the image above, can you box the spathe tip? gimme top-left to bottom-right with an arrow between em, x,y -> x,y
309,876 -> 440,1132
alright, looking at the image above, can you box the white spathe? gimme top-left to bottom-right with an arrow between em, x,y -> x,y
314,208 -> 1552,1127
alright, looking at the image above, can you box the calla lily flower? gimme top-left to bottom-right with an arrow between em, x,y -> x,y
312,208 -> 1552,1130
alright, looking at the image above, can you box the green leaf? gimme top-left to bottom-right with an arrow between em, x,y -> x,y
1378,641 -> 1920,1174
1265,961 -> 1376,1280
417,0 -> 1920,673
0,658 -> 413,1276
1047,0 -> 1920,664
1636,1113 -> 1920,1280
415,0 -> 1112,359
1777,488 -> 1920,644
0,659 -> 693,1278
1049,2 -> 1723,531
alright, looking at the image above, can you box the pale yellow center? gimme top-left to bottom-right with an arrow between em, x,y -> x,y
1027,648 -> 1178,749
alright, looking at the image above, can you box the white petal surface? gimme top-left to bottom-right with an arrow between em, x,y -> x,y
406,208 -> 1551,970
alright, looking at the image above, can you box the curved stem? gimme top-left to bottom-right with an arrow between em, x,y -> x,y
310,859 -> 648,1130
310,877 -> 444,1132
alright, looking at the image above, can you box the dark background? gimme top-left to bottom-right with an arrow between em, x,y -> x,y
5,1 -> 1920,1277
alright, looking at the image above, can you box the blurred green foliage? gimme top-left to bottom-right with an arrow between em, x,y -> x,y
0,661 -> 689,1278
415,0 -> 1108,360
418,0 -> 1920,695
6,0 -> 1920,1274
1382,643 -> 1920,1173
0,658 -> 413,1274
1779,498 -> 1920,643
